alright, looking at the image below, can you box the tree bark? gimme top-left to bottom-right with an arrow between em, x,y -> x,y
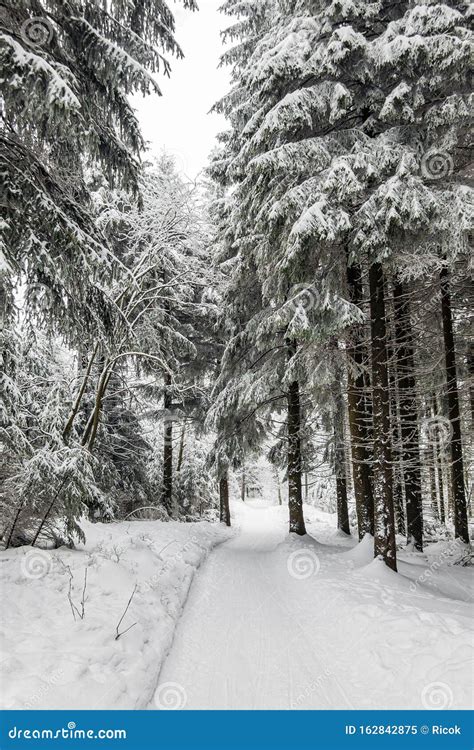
431,396 -> 446,525
467,342 -> 474,425
387,328 -> 406,537
81,359 -> 112,450
369,262 -> 397,571
63,342 -> 99,442
176,419 -> 186,473
241,465 -> 246,502
332,365 -> 350,535
161,372 -> 174,515
393,279 -> 423,550
346,262 -> 375,539
287,343 -> 306,535
219,473 -> 231,526
440,267 -> 469,543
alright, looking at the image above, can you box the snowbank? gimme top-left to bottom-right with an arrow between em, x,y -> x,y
0,518 -> 232,709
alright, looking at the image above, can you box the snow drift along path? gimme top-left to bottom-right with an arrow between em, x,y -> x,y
152,500 -> 473,710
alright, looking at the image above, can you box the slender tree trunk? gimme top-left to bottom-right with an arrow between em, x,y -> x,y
468,342 -> 474,424
219,472 -> 231,526
31,477 -> 70,547
81,362 -> 112,449
428,447 -> 439,521
393,478 -> 406,535
161,372 -> 174,515
369,262 -> 397,571
387,320 -> 406,537
393,280 -> 423,550
63,342 -> 99,442
176,419 -> 186,473
440,267 -> 469,543
431,396 -> 446,525
241,465 -> 246,502
332,363 -> 350,535
346,262 -> 374,538
5,500 -> 26,549
287,342 -> 306,535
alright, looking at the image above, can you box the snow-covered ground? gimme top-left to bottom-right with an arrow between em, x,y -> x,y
152,500 -> 473,710
1,500 -> 472,710
0,519 -> 232,709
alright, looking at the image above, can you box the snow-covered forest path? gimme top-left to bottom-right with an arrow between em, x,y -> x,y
151,501 -> 473,710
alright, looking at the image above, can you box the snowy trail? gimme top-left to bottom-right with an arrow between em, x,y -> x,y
151,501 -> 473,710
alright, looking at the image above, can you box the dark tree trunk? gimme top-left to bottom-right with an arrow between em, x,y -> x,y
431,396 -> 446,525
346,262 -> 374,538
287,343 -> 306,535
176,419 -> 186,473
63,342 -> 99,442
241,466 -> 246,502
468,342 -> 474,424
332,363 -> 350,535
387,320 -> 406,537
393,280 -> 423,551
219,473 -> 231,526
440,267 -> 469,544
162,372 -> 174,515
82,363 -> 111,450
393,477 -> 406,535
369,261 -> 397,571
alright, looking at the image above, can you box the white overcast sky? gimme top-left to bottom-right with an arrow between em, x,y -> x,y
132,0 -> 231,180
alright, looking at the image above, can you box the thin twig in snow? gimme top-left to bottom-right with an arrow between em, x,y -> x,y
115,584 -> 138,641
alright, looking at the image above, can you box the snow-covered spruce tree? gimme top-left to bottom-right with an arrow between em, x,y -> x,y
214,0 -> 472,560
352,0 -> 473,549
314,0 -> 471,558
302,0 -> 473,557
211,0 -> 391,536
1,0 -> 196,342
